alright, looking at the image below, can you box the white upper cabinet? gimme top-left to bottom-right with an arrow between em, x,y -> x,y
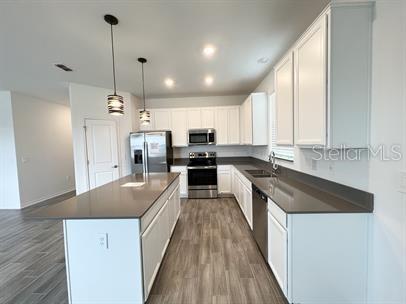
170,109 -> 188,147
153,109 -> 171,130
295,14 -> 327,146
227,107 -> 240,145
291,3 -> 373,148
201,108 -> 215,128
138,106 -> 240,146
215,108 -> 228,145
215,106 -> 240,145
275,53 -> 294,146
187,109 -> 202,129
240,93 -> 268,146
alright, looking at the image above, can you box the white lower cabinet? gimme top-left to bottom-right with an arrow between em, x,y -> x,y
170,166 -> 188,197
142,200 -> 169,298
243,184 -> 252,229
267,197 -> 369,304
167,185 -> 180,234
142,184 -> 181,300
218,165 -> 232,194
231,166 -> 252,229
267,210 -> 287,295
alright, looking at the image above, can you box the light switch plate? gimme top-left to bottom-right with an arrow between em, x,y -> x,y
97,233 -> 109,249
399,171 -> 406,193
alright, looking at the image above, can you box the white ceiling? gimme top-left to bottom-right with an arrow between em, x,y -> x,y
0,0 -> 329,105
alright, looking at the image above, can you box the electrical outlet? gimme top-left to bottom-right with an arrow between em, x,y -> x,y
400,171 -> 406,193
97,233 -> 109,249
311,159 -> 318,171
329,161 -> 334,172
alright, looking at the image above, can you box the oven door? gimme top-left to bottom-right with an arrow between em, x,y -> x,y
187,166 -> 218,198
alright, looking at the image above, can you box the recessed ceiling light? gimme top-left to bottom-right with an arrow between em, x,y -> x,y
164,78 -> 175,88
202,45 -> 216,58
205,75 -> 214,86
54,63 -> 73,72
257,57 -> 270,64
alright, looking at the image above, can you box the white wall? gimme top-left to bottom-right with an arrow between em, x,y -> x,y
367,1 -> 405,303
10,93 -> 75,208
144,95 -> 246,109
250,1 -> 406,302
69,83 -> 139,194
0,91 -> 21,209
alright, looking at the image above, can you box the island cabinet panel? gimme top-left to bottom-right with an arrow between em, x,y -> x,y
167,184 -> 181,234
63,176 -> 181,304
63,219 -> 144,304
142,199 -> 170,298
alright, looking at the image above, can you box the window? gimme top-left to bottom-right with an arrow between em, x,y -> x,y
269,93 -> 294,162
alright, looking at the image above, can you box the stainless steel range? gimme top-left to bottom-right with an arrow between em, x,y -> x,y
187,152 -> 218,199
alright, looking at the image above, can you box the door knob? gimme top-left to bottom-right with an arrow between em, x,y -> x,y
112,165 -> 118,168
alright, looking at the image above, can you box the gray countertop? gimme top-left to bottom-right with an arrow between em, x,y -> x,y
234,164 -> 370,213
172,157 -> 373,214
28,173 -> 180,219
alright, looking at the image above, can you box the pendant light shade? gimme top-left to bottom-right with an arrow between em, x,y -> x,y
138,57 -> 150,125
107,94 -> 124,115
104,14 -> 124,116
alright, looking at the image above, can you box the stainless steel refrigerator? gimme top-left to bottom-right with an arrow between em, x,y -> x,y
130,131 -> 173,174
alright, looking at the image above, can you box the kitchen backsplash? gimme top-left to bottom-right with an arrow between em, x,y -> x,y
174,145 -> 250,158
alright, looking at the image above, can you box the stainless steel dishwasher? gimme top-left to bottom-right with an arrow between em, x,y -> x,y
252,184 -> 268,259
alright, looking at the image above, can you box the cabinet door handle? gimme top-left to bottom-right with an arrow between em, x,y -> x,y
112,165 -> 118,168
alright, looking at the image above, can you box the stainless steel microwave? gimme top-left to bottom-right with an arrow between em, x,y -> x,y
188,129 -> 216,146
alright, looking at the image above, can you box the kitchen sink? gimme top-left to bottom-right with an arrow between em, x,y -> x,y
245,169 -> 274,178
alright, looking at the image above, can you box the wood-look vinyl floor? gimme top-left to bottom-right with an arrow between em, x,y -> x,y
147,198 -> 287,304
0,197 -> 286,304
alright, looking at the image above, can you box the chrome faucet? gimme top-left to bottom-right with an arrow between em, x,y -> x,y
268,151 -> 279,174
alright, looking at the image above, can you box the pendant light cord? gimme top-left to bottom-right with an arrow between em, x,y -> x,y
110,24 -> 117,95
141,62 -> 146,111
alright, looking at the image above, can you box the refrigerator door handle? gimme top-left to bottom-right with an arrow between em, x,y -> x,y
142,141 -> 147,173
144,141 -> 149,173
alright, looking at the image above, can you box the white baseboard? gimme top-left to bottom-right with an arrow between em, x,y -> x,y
21,188 -> 76,209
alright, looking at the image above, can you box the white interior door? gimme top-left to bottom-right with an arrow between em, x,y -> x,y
85,119 -> 120,190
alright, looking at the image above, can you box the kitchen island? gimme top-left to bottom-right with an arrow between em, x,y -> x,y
29,173 -> 181,304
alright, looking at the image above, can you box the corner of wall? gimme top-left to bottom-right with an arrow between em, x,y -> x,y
0,91 -> 21,209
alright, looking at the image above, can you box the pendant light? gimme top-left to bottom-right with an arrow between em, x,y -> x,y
104,14 -> 124,116
138,57 -> 150,125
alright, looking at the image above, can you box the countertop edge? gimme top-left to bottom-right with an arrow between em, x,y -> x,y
26,172 -> 181,220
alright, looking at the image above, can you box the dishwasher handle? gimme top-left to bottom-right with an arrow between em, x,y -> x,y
253,185 -> 267,201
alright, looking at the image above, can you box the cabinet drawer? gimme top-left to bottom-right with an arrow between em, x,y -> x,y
268,198 -> 287,229
170,166 -> 187,173
217,165 -> 231,172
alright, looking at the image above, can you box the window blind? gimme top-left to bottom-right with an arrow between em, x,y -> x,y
269,93 -> 294,162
